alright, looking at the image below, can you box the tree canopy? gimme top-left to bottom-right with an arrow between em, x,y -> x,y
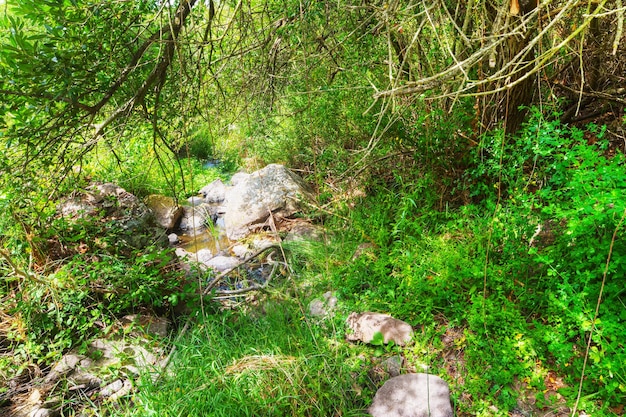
1,0 -> 624,181
1,1 -> 626,414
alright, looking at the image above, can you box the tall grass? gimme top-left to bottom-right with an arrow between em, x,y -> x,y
122,299 -> 371,416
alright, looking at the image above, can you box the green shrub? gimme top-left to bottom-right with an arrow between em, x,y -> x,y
468,108 -> 626,408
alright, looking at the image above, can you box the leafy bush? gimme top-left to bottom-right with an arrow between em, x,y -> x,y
468,109 -> 626,408
327,108 -> 625,413
1,195 -> 192,364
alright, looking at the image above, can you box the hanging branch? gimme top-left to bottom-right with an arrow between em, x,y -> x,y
93,0 -> 198,138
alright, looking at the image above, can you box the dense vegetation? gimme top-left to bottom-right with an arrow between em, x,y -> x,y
1,0 -> 625,415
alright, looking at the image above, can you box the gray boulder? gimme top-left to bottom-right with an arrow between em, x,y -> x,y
346,312 -> 413,346
57,183 -> 155,249
58,183 -> 152,230
369,373 -> 453,417
199,179 -> 227,204
144,195 -> 183,231
222,164 -> 313,240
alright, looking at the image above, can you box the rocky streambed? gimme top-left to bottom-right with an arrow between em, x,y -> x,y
2,163 -> 461,417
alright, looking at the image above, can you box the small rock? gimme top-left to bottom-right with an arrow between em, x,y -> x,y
308,291 -> 338,317
323,291 -> 337,309
204,255 -> 240,272
346,312 -> 413,346
108,379 -> 133,401
168,233 -> 179,244
308,299 -> 326,317
187,196 -> 205,206
369,373 -> 453,417
68,370 -> 101,388
381,356 -> 403,377
175,247 -> 191,259
195,248 -> 214,264
100,379 -> 124,397
45,354 -> 84,383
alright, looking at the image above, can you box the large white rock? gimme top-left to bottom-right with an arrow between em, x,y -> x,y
199,179 -> 227,204
222,164 -> 313,240
369,373 -> 453,417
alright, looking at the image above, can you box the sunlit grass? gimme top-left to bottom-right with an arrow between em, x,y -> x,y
120,298 -> 371,417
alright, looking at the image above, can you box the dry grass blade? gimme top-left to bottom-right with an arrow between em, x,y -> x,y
224,354 -> 298,375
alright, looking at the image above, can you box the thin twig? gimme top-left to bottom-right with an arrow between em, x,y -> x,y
202,244 -> 280,295
213,261 -> 280,298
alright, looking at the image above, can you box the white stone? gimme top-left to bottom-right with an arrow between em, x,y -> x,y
346,312 -> 413,346
369,374 -> 453,417
168,233 -> 179,244
204,255 -> 240,272
195,248 -> 214,264
175,247 -> 191,259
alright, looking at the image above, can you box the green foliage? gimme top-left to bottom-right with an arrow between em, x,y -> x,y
87,135 -> 224,199
0,0 -> 623,413
468,110 -> 626,408
121,303 -> 370,416
8,248 -> 189,362
1,200 -> 192,363
323,109 -> 625,414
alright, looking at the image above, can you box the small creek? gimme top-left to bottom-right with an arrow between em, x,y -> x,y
171,162 -> 276,292
177,222 -> 231,254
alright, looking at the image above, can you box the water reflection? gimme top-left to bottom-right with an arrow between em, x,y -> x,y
178,227 -> 231,254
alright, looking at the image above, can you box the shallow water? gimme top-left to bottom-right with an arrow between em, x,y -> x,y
178,229 -> 231,254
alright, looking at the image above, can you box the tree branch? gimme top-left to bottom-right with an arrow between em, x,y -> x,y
92,0 -> 198,138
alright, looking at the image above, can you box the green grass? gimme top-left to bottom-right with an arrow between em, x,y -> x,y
120,298 -> 372,416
